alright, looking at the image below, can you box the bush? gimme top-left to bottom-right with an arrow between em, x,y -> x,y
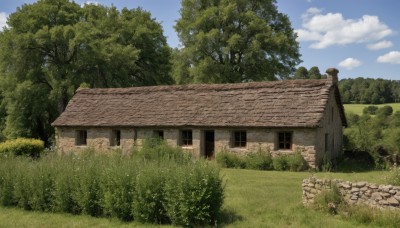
272,154 -> 289,171
165,163 -> 223,226
312,184 -> 344,214
0,145 -> 223,226
133,165 -> 169,224
287,151 -> 308,171
376,105 -> 393,117
244,149 -> 273,170
216,150 -> 245,168
387,165 -> 400,186
363,105 -> 378,115
0,138 -> 44,158
133,138 -> 191,164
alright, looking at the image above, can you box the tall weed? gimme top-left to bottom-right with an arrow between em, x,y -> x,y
0,143 -> 223,226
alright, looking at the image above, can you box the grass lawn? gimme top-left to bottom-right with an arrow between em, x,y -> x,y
0,168 -> 390,227
344,103 -> 400,115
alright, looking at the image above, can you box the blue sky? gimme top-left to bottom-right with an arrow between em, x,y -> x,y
1,0 -> 399,80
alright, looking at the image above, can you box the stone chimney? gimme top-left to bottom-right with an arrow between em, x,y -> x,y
326,68 -> 339,85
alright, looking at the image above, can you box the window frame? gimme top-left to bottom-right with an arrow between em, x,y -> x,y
232,131 -> 247,148
75,130 -> 87,146
181,130 -> 193,146
110,129 -> 121,147
278,132 -> 292,150
154,130 -> 164,140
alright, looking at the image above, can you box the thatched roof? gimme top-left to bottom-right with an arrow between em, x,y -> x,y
52,79 -> 347,128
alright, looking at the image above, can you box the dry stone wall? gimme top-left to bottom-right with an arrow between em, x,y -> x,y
303,176 -> 400,210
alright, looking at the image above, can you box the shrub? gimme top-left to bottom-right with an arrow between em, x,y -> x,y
0,145 -> 223,226
132,165 -> 169,224
272,154 -> 289,171
363,105 -> 378,115
287,150 -> 308,171
133,138 -> 191,164
244,149 -> 273,170
387,165 -> 400,186
164,163 -> 223,226
312,184 -> 344,214
216,150 -> 245,168
0,138 -> 44,158
376,105 -> 393,117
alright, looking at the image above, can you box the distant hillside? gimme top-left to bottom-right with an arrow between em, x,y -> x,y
344,103 -> 400,115
339,78 -> 400,104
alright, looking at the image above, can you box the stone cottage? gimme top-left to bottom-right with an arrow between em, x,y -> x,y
52,68 -> 347,168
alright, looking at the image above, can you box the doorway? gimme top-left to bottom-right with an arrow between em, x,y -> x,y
204,131 -> 215,159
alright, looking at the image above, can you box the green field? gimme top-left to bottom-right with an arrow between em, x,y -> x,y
344,103 -> 400,115
0,169 -> 390,228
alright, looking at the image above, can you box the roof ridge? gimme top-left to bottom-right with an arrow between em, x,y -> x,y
77,79 -> 332,94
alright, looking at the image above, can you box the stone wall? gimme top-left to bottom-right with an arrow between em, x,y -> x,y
302,176 -> 400,210
315,88 -> 344,166
56,126 -> 320,167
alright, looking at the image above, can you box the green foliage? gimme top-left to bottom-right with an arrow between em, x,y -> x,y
293,66 -> 308,79
312,184 -> 344,214
164,163 -> 223,226
174,0 -> 301,83
216,150 -> 245,169
287,150 -> 308,171
376,105 -> 393,117
363,105 -> 378,115
313,183 -> 400,227
0,138 -> 44,157
133,165 -> 169,224
133,138 -> 191,164
0,145 -> 223,226
339,78 -> 400,104
386,165 -> 400,186
0,1 -> 172,143
244,149 -> 273,170
308,66 -> 322,79
272,154 -> 289,171
344,104 -> 400,168
0,169 -> 395,227
216,149 -> 307,171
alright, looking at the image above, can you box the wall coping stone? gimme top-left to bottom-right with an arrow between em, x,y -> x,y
302,176 -> 400,210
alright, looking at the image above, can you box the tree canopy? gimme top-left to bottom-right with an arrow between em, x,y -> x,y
173,0 -> 301,84
339,78 -> 400,104
293,66 -> 308,79
0,0 -> 172,142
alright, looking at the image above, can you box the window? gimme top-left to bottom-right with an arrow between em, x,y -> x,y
110,130 -> 121,146
76,130 -> 87,146
181,130 -> 192,146
278,132 -> 292,150
154,130 -> 164,140
233,131 -> 247,148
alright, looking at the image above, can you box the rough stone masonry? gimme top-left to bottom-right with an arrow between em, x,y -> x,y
302,176 -> 400,210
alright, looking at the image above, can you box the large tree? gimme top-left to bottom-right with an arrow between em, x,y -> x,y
174,0 -> 301,84
293,66 -> 308,79
308,66 -> 322,79
0,0 -> 172,143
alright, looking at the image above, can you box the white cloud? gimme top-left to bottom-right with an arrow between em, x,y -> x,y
0,12 -> 8,31
338,58 -> 362,70
297,8 -> 393,49
377,51 -> 400,64
367,40 -> 393,50
301,7 -> 322,19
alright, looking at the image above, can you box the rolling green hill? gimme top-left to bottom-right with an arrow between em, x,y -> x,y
343,103 -> 400,115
